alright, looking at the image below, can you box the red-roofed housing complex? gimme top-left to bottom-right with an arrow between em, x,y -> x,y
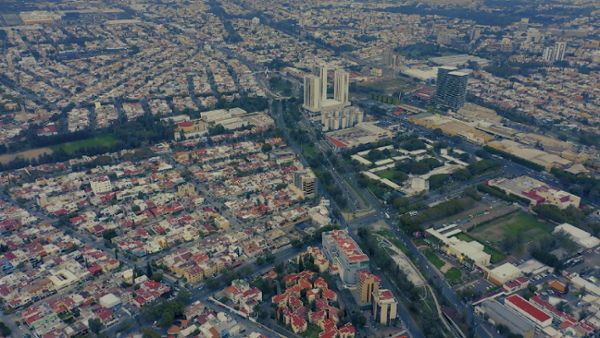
272,270 -> 356,337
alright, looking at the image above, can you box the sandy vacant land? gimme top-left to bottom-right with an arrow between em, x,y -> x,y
0,147 -> 53,165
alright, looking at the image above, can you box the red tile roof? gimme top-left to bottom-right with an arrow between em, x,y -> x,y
506,294 -> 551,322
327,136 -> 347,148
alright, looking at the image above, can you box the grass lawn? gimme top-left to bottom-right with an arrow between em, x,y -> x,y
413,238 -> 427,247
378,169 -> 396,180
484,246 -> 506,264
424,249 -> 445,269
444,267 -> 462,284
366,180 -> 393,200
455,233 -> 474,242
376,169 -> 407,185
302,324 -> 322,338
301,144 -> 319,159
377,230 -> 407,252
52,135 -> 118,154
501,212 -> 554,235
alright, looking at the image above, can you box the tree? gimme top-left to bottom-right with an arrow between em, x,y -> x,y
141,328 -> 161,338
175,289 -> 192,304
102,229 -> 118,241
88,318 -> 103,334
206,278 -> 220,290
146,262 -> 153,278
150,272 -> 163,282
159,309 -> 175,328
350,311 -> 367,327
297,256 -> 305,272
556,301 -> 572,314
274,262 -> 284,274
265,252 -> 276,264
0,322 -> 10,337
261,143 -> 273,153
533,204 -> 585,226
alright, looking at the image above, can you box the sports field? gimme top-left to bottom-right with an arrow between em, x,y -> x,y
52,135 -> 118,154
467,211 -> 554,258
471,211 -> 553,240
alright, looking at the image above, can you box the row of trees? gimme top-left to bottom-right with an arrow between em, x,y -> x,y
477,184 -> 530,205
551,168 -> 600,202
533,204 -> 586,226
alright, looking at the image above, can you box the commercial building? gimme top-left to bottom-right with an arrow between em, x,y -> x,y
372,289 -> 397,326
480,300 -> 535,338
292,169 -> 317,199
436,66 -> 468,110
486,140 -> 573,170
505,294 -> 552,328
426,224 -> 491,267
410,114 -> 493,145
326,122 -> 394,150
488,176 -> 580,209
487,263 -> 522,285
553,223 -> 600,249
429,54 -> 490,68
322,229 -> 370,286
357,271 -> 380,305
383,48 -> 402,68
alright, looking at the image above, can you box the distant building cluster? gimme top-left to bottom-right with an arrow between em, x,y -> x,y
175,108 -> 274,140
543,41 -> 567,63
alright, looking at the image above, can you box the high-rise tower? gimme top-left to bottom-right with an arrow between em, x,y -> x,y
333,69 -> 349,105
436,66 -> 468,110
